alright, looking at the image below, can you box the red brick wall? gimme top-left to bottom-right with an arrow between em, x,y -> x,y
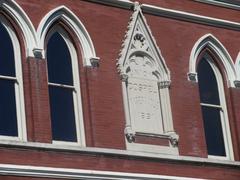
0,0 -> 239,179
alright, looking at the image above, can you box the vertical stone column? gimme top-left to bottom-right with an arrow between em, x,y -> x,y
158,81 -> 174,133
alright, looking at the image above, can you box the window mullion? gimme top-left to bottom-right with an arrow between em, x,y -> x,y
200,102 -> 222,109
48,82 -> 75,90
0,75 -> 17,81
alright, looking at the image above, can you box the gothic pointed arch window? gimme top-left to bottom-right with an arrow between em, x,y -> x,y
45,25 -> 85,145
0,15 -> 26,140
197,52 -> 233,160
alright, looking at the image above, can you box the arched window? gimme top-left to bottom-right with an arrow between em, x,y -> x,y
0,16 -> 26,140
197,52 -> 233,160
46,26 -> 85,145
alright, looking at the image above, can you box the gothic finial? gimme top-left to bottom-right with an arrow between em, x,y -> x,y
133,1 -> 141,11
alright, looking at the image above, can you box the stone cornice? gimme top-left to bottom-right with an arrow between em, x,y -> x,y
86,0 -> 133,9
141,4 -> 240,31
0,163 -> 202,180
0,141 -> 239,168
195,0 -> 240,10
86,0 -> 240,31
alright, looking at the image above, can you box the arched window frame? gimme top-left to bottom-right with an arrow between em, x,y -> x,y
188,33 -> 237,88
37,6 -> 99,67
0,15 -> 26,141
197,52 -> 234,160
235,52 -> 240,82
0,0 -> 37,58
45,25 -> 85,146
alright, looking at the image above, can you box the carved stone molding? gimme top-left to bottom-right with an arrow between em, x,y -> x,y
90,57 -> 100,67
120,74 -> 128,82
234,80 -> 240,88
124,127 -> 135,143
116,2 -> 170,83
158,81 -> 171,89
33,48 -> 44,59
117,3 -> 178,154
134,32 -> 145,43
187,72 -> 198,82
169,133 -> 179,147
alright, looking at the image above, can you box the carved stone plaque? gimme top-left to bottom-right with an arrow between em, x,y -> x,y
128,78 -> 163,134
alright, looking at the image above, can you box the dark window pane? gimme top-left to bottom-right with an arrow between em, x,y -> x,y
0,79 -> 18,136
47,32 -> 73,85
197,58 -> 220,105
49,86 -> 77,142
201,106 -> 226,156
0,22 -> 15,76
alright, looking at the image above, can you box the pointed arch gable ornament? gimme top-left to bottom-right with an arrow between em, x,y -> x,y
117,3 -> 179,155
188,33 -> 239,88
37,6 -> 99,66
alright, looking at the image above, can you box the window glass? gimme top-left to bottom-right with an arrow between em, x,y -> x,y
198,58 -> 220,105
47,31 -> 77,142
201,106 -> 226,156
49,86 -> 77,142
0,22 -> 15,76
197,56 -> 226,156
47,32 -> 73,85
0,79 -> 18,136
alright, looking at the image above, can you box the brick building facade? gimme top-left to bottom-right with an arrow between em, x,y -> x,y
0,0 -> 240,179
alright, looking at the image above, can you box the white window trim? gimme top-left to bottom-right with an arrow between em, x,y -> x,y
0,0 -> 37,58
37,5 -> 98,66
0,16 -> 27,141
46,26 -> 85,147
235,52 -> 240,83
188,33 -> 237,88
199,54 -> 234,161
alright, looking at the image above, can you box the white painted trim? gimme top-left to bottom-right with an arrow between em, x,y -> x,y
141,4 -> 240,32
87,0 -> 133,9
127,142 -> 179,155
0,0 -> 37,57
188,33 -> 237,87
211,59 -> 234,161
0,140 -> 239,167
37,5 -> 97,66
86,0 -> 240,31
0,164 -> 206,180
195,0 -> 240,10
46,26 -> 85,146
235,52 -> 240,80
0,16 -> 27,141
